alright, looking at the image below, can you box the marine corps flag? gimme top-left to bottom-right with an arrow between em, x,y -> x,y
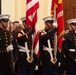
51,0 -> 64,52
26,0 -> 39,57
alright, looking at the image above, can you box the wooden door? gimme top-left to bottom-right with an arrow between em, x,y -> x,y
63,0 -> 76,29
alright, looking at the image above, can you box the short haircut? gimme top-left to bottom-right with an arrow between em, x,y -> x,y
13,21 -> 19,25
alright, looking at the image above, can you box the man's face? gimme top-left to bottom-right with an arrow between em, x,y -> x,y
22,20 -> 25,26
13,23 -> 19,28
69,24 -> 76,31
45,22 -> 53,30
47,22 -> 53,28
1,20 -> 9,28
72,25 -> 76,30
22,21 -> 28,29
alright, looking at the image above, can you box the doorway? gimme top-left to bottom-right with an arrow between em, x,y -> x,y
63,0 -> 76,29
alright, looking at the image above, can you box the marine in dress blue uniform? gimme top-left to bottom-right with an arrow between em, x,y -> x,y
39,16 -> 60,75
0,14 -> 19,75
0,14 -> 10,75
16,17 -> 38,75
60,18 -> 76,75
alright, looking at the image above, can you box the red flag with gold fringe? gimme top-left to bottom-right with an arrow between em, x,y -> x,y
51,0 -> 64,52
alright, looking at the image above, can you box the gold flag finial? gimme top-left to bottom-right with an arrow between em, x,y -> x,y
58,0 -> 62,4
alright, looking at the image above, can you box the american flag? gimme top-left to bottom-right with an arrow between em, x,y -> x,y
26,0 -> 39,57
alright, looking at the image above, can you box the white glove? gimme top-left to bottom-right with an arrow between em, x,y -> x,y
6,44 -> 13,52
35,65 -> 38,70
58,62 -> 61,67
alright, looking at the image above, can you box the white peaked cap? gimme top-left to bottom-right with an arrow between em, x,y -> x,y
20,17 -> 26,21
67,18 -> 76,24
0,14 -> 10,20
43,16 -> 54,22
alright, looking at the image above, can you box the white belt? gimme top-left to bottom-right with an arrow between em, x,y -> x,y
43,38 -> 57,64
43,46 -> 57,64
18,45 -> 30,58
43,46 -> 54,59
43,46 -> 53,51
18,45 -> 29,52
69,49 -> 75,52
18,43 -> 34,63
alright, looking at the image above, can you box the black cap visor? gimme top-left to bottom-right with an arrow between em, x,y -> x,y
70,23 -> 76,26
45,20 -> 54,24
1,19 -> 9,22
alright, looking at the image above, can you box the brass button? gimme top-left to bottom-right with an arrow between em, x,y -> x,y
6,44 -> 8,46
5,35 -> 7,36
6,38 -> 8,39
64,55 -> 66,58
52,37 -> 53,39
74,36 -> 75,38
75,59 -> 76,62
21,53 -> 23,55
0,38 -> 1,40
6,41 -> 8,43
28,50 -> 30,52
4,32 -> 6,34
